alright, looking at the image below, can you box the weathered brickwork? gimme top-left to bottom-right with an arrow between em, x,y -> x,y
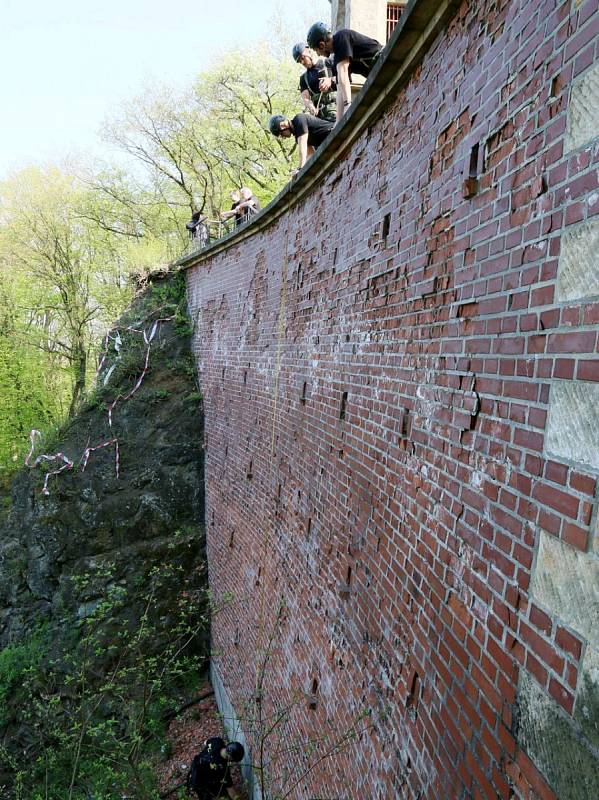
185,1 -> 599,797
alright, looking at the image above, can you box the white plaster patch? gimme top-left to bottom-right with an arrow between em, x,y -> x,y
556,218 -> 599,302
545,381 -> 599,470
565,61 -> 599,153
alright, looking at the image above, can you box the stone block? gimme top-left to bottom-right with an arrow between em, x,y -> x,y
565,61 -> 599,153
516,671 -> 599,800
524,532 -> 599,789
556,218 -> 599,302
545,381 -> 599,470
530,530 -> 599,644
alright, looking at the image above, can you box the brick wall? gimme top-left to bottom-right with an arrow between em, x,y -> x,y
185,1 -> 599,797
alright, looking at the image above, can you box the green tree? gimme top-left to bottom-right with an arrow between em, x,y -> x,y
0,166 -> 132,420
102,44 -> 300,231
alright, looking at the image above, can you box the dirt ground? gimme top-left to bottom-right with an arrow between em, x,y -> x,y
156,681 -> 250,799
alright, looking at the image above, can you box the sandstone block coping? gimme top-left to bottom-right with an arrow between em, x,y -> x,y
176,0 -> 462,271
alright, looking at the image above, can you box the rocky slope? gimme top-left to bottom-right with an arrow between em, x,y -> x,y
0,274 -> 208,796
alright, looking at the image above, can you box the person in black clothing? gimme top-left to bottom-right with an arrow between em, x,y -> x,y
268,113 -> 334,176
292,42 -> 337,122
187,736 -> 245,800
185,210 -> 209,247
307,21 -> 383,119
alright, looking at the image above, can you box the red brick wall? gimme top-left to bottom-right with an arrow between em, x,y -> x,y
185,1 -> 599,797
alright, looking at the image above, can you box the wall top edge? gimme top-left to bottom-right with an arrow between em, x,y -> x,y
175,0 -> 461,271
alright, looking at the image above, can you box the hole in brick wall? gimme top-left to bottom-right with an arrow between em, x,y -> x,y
550,75 -> 561,98
339,391 -> 348,420
277,483 -> 282,503
346,565 -> 352,586
221,366 -> 226,380
406,671 -> 421,714
234,628 -> 240,647
306,517 -> 312,536
382,213 -> 391,241
255,566 -> 261,586
300,381 -> 307,405
229,530 -> 235,548
463,142 -> 480,198
247,460 -> 253,479
308,677 -> 319,710
211,510 -> 215,526
469,142 -> 479,177
400,408 -> 411,439
243,370 -> 248,385
224,444 -> 228,458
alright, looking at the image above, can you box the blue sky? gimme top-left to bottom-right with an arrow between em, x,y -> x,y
0,0 -> 329,178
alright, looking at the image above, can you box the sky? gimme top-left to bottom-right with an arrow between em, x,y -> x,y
0,0 -> 329,179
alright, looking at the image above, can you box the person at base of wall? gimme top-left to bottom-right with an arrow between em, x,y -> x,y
292,42 -> 337,122
307,21 -> 383,120
268,113 -> 334,177
186,737 -> 245,800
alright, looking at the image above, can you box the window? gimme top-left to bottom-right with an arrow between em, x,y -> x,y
387,2 -> 407,41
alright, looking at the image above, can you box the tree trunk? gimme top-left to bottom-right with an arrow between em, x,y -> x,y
68,344 -> 87,418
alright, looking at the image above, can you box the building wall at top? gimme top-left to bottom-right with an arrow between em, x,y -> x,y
185,1 -> 599,798
331,0 -> 388,43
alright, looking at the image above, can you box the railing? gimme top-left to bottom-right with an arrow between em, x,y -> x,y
183,213 -> 257,258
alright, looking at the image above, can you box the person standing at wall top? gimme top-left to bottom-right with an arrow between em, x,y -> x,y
292,42 -> 337,122
307,21 -> 383,120
220,188 -> 260,228
268,113 -> 334,176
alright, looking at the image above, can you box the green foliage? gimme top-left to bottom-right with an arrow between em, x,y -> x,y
0,627 -> 49,726
0,552 -> 209,800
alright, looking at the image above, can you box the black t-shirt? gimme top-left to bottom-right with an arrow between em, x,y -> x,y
299,57 -> 335,96
291,113 -> 334,149
191,737 -> 232,797
333,28 -> 382,77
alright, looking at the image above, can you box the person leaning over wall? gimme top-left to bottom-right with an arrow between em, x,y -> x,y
219,189 -> 242,228
238,187 -> 261,220
268,112 -> 334,177
219,188 -> 260,228
307,21 -> 383,120
292,42 -> 337,122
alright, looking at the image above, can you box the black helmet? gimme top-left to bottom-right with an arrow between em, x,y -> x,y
292,42 -> 307,62
225,741 -> 245,762
307,21 -> 331,49
268,115 -> 286,136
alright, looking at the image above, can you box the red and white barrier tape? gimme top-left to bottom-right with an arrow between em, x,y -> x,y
26,315 -> 174,495
26,431 -> 74,495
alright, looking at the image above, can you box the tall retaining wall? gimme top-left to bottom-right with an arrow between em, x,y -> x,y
183,0 -> 599,797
